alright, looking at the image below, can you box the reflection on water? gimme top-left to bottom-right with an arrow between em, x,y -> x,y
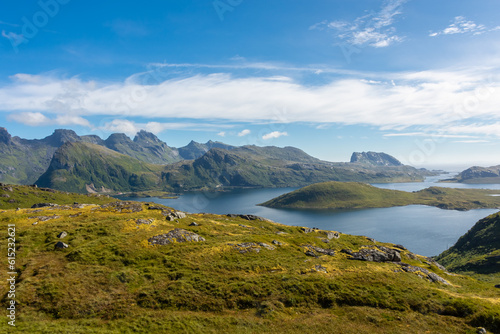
118,175 -> 500,257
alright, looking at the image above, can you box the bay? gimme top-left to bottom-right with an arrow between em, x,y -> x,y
119,174 -> 500,257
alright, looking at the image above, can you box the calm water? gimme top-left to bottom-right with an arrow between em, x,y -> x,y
119,174 -> 500,257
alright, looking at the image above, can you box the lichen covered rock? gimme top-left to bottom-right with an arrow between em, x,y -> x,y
148,228 -> 205,245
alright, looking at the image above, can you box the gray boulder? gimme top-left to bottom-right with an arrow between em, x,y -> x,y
31,203 -> 58,208
325,231 -> 340,240
305,244 -> 335,256
54,241 -> 69,249
148,228 -> 205,245
165,211 -> 187,221
399,263 -> 449,285
136,218 -> 154,225
346,246 -> 401,262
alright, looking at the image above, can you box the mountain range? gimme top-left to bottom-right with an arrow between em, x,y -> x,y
0,127 -> 232,185
1,127 -> 435,193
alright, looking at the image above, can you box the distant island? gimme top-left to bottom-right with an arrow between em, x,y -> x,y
442,165 -> 500,184
259,181 -> 500,211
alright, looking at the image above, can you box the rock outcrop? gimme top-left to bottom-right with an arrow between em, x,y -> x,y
350,151 -> 402,166
342,246 -> 401,262
148,228 -> 205,245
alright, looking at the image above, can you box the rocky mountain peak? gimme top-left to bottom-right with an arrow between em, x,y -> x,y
350,151 -> 402,166
0,127 -> 12,144
105,133 -> 132,144
133,130 -> 162,144
43,129 -> 81,147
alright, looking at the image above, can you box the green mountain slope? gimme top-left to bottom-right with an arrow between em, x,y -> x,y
35,141 -> 435,194
0,194 -> 499,333
35,142 -> 166,193
0,128 -> 80,185
436,212 -> 500,275
0,128 -> 183,185
260,181 -> 500,210
162,147 -> 430,191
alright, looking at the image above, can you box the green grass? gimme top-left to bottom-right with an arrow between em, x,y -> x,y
1,194 -> 499,333
260,181 -> 500,211
36,142 -> 167,193
436,212 -> 500,279
0,184 -> 115,210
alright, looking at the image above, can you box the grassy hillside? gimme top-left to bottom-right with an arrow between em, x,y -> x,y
36,142 -> 166,193
0,128 -> 79,185
0,183 -> 115,210
260,181 -> 500,210
1,197 -> 499,333
436,212 -> 500,277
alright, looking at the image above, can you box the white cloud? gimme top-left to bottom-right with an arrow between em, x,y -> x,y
8,112 -> 49,126
99,119 -> 231,136
238,129 -> 251,137
262,131 -> 288,140
7,112 -> 91,127
312,0 -> 407,48
101,119 -> 139,136
430,16 -> 488,37
0,65 -> 499,138
444,123 -> 500,137
217,131 -> 226,137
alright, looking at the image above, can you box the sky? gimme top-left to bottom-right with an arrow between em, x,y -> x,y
1,0 -> 500,169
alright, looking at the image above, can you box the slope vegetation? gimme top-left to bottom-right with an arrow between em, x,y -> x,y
36,142 -> 435,194
36,142 -> 165,193
1,195 -> 499,333
436,212 -> 500,276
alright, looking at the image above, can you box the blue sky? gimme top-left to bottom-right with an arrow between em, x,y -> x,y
1,0 -> 500,168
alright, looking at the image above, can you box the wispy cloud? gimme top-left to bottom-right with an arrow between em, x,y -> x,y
0,21 -> 20,28
453,140 -> 489,143
383,132 -> 476,139
262,131 -> 288,140
1,30 -> 25,44
311,0 -> 407,48
430,16 -> 493,37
